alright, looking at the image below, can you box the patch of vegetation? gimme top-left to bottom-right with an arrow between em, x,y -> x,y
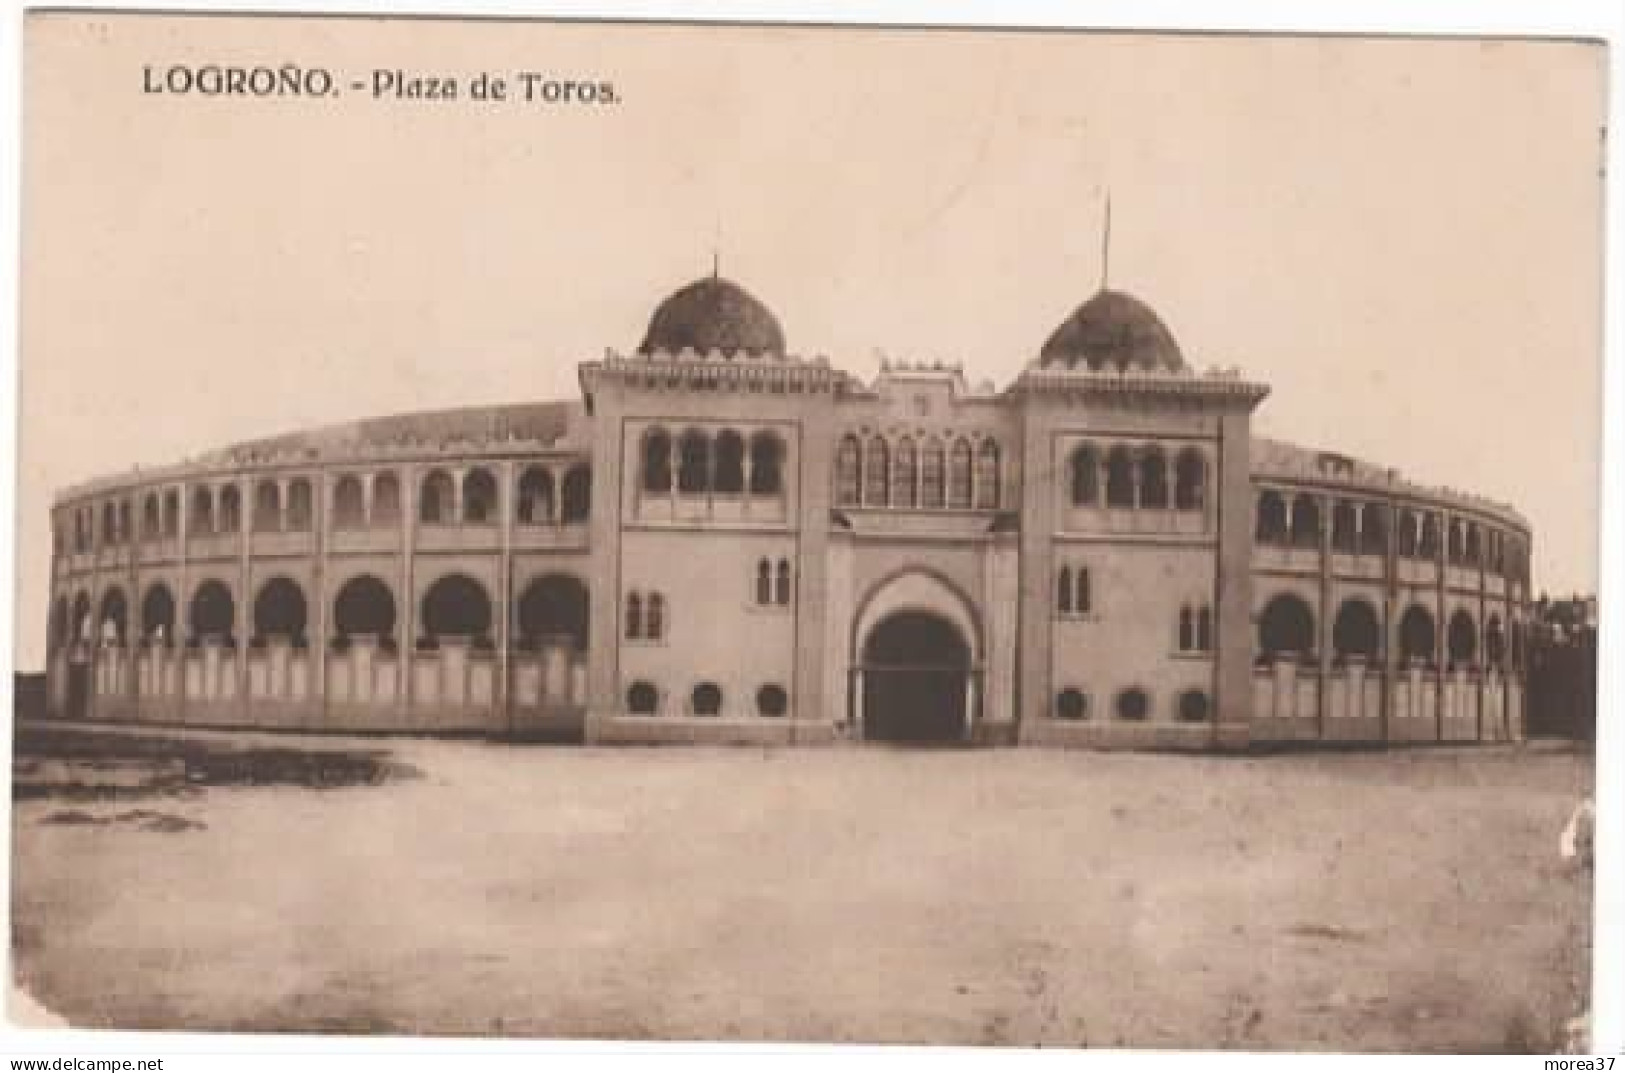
13,726 -> 421,802
40,808 -> 207,833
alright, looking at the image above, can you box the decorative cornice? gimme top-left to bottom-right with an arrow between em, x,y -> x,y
581,347 -> 861,397
1009,363 -> 1271,405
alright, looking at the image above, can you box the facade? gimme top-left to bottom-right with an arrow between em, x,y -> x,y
43,275 -> 1533,747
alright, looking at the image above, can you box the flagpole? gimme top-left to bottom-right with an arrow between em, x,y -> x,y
1100,190 -> 1112,291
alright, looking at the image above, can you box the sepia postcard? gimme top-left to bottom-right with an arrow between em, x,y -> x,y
7,8 -> 1610,1057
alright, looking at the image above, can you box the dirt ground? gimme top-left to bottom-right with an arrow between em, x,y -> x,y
9,723 -> 1595,1051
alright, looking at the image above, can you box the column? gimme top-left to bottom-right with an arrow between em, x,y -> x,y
1212,410 -> 1258,750
497,459 -> 513,735
314,469 -> 329,728
1434,511 -> 1448,741
402,465 -> 418,722
1316,493 -> 1333,737
851,667 -> 864,740
234,478 -> 250,723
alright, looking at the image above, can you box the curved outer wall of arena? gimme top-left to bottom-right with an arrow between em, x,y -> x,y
42,278 -> 1533,748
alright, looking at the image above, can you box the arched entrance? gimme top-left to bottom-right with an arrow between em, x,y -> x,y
860,610 -> 971,743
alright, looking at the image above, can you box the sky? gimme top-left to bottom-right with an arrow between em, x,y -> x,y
14,13 -> 1607,671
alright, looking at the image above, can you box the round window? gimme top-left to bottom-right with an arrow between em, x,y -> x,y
626,680 -> 659,715
1178,689 -> 1211,722
756,684 -> 788,717
692,682 -> 723,716
1054,688 -> 1088,721
1116,687 -> 1150,721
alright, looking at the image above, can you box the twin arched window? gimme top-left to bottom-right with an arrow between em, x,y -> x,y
1254,491 -> 1326,548
755,558 -> 793,607
625,590 -> 667,641
1056,565 -> 1092,615
1178,605 -> 1214,653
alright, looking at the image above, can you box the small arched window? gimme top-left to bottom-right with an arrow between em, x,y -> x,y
287,479 -> 313,531
1255,491 -> 1287,545
835,435 -> 861,507
775,559 -> 793,606
1139,447 -> 1168,509
678,430 -> 711,495
191,486 -> 215,535
1397,509 -> 1419,557
1178,606 -> 1195,651
1105,446 -> 1135,508
645,593 -> 665,640
1419,514 -> 1442,559
949,439 -> 974,509
518,466 -> 554,524
691,682 -> 723,717
625,592 -> 643,640
643,429 -> 673,494
1331,501 -> 1358,553
1197,607 -> 1214,652
892,436 -> 918,509
920,438 -> 946,509
1465,524 -> 1483,567
218,485 -> 242,533
1072,444 -> 1101,506
755,560 -> 772,606
713,430 -> 746,494
333,475 -> 365,528
373,472 -> 401,526
1174,449 -> 1205,511
253,481 -> 281,532
627,680 -> 659,715
419,470 -> 454,524
142,495 -> 160,540
1056,566 -> 1074,614
864,436 -> 889,507
463,468 -> 498,524
1448,519 -> 1465,564
1361,502 -> 1388,554
561,464 -> 591,523
975,440 -> 1000,509
163,491 -> 180,538
749,432 -> 784,496
1289,494 -> 1320,548
1075,567 -> 1092,614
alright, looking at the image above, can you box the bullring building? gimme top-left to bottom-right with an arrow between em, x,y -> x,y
44,273 -> 1533,747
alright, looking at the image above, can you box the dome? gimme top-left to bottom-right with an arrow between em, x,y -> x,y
1038,288 -> 1185,372
639,275 -> 786,358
